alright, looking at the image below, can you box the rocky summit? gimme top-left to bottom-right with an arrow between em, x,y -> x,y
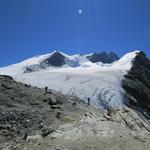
87,51 -> 119,63
40,51 -> 66,67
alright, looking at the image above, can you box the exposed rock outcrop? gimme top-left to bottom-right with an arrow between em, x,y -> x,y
23,64 -> 41,73
40,51 -> 66,67
122,51 -> 150,118
87,51 -> 119,63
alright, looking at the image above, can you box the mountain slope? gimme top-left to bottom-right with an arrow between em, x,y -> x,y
0,50 -> 139,109
122,51 -> 150,118
0,74 -> 100,148
0,75 -> 150,150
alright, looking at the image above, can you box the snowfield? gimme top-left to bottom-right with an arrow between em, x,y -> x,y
0,51 -> 139,109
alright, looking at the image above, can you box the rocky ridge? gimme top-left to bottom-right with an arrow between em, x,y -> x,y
122,51 -> 150,118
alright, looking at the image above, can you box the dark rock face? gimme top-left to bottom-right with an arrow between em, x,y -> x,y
23,64 -> 40,73
40,51 -> 66,67
122,51 -> 150,118
87,52 -> 119,63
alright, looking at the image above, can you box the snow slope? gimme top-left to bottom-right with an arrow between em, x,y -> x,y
0,50 -> 139,109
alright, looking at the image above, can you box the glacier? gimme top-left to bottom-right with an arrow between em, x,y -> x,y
0,50 -> 139,109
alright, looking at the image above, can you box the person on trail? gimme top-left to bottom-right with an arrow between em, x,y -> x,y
107,107 -> 116,117
87,97 -> 90,106
45,86 -> 48,95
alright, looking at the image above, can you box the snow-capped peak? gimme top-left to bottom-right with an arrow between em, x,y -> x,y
0,50 -> 121,74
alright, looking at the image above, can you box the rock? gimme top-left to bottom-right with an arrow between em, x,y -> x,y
48,95 -> 63,106
40,51 -> 66,68
43,99 -> 48,103
48,96 -> 57,105
87,51 -> 118,63
26,134 -> 42,141
56,98 -> 63,105
0,75 -> 13,81
23,64 -> 40,73
56,112 -> 61,119
103,114 -> 113,121
22,132 -> 28,140
50,105 -> 63,110
1,83 -> 13,89
72,102 -> 76,106
41,128 -> 55,137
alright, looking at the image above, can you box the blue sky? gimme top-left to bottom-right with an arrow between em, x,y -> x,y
0,0 -> 150,67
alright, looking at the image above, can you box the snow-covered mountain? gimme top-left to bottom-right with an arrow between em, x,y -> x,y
0,50 -> 140,109
0,51 -> 119,74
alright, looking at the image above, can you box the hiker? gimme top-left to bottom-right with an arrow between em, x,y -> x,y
107,107 -> 116,117
107,107 -> 112,116
44,86 -> 48,95
87,97 -> 90,106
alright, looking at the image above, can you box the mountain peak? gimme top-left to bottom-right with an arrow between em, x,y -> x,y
40,51 -> 66,67
87,51 -> 119,63
51,50 -> 63,55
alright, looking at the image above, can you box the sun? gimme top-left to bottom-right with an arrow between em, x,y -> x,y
78,9 -> 83,14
